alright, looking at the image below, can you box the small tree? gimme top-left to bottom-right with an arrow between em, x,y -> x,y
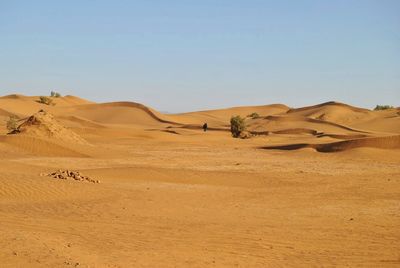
374,105 -> 394,111
50,91 -> 61,98
247,112 -> 260,119
230,115 -> 246,138
38,96 -> 54,105
6,115 -> 19,133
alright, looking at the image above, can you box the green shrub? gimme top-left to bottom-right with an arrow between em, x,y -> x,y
374,105 -> 394,111
247,112 -> 260,119
38,96 -> 54,105
50,91 -> 61,98
230,115 -> 246,138
6,115 -> 19,133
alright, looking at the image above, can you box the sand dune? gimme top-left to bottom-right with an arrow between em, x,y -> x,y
168,104 -> 289,126
50,102 -> 179,127
0,94 -> 399,267
12,110 -> 88,145
0,135 -> 88,157
1,95 -> 399,153
0,94 -> 92,116
351,108 -> 400,133
0,95 -> 45,117
262,135 -> 400,152
1,95 -> 398,152
287,101 -> 372,123
0,109 -> 91,157
247,114 -> 368,134
240,102 -> 399,152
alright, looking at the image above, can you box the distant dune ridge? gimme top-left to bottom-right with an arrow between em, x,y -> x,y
0,94 -> 399,154
262,135 -> 400,152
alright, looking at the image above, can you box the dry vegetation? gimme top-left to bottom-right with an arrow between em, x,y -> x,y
374,104 -> 394,110
230,115 -> 246,137
38,96 -> 54,105
6,115 -> 19,133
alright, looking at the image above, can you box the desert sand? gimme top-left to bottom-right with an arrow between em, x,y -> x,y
0,94 -> 399,267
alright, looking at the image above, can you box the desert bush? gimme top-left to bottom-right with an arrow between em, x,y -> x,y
230,115 -> 246,138
247,112 -> 260,119
6,115 -> 19,133
51,91 -> 61,98
374,105 -> 394,111
38,96 -> 54,105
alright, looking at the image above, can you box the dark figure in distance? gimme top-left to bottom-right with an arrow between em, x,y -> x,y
203,123 -> 208,132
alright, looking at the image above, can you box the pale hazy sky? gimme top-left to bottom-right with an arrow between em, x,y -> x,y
0,0 -> 399,112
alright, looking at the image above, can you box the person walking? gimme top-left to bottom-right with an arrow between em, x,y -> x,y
202,123 -> 208,132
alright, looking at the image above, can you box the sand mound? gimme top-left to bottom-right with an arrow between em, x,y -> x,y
12,110 -> 88,145
287,101 -> 373,126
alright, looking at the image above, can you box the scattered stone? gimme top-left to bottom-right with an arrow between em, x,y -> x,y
44,170 -> 99,183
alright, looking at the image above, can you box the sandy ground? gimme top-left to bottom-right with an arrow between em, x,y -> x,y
0,95 -> 399,267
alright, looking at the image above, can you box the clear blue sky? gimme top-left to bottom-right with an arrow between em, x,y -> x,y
0,0 -> 399,112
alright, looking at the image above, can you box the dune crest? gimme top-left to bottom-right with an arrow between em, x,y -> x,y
262,135 -> 400,152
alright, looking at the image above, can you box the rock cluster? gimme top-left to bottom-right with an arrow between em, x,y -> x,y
44,170 -> 100,183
